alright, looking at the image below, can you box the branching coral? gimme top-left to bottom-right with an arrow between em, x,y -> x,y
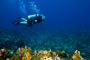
22,52 -> 31,60
12,46 -> 65,60
12,55 -> 22,60
0,49 -> 6,60
12,45 -> 32,60
7,46 -> 87,60
72,50 -> 86,60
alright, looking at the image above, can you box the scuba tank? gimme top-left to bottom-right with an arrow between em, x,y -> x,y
28,14 -> 39,19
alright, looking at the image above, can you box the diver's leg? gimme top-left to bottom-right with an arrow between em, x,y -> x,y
12,17 -> 27,26
21,18 -> 27,21
19,21 -> 28,25
16,17 -> 27,21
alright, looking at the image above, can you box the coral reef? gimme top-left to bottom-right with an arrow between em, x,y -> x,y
0,46 -> 86,60
0,28 -> 30,50
72,50 -> 86,60
0,28 -> 90,59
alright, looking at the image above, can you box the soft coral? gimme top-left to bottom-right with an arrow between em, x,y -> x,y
72,50 -> 86,60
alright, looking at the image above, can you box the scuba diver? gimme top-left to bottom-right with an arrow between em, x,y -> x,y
12,14 -> 46,27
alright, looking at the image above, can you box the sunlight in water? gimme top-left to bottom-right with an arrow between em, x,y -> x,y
28,1 -> 40,14
18,0 -> 27,15
18,0 -> 40,15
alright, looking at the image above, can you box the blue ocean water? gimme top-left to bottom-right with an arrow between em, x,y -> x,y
0,0 -> 90,59
0,0 -> 90,31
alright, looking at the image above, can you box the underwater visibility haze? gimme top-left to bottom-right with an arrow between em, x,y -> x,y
0,0 -> 90,60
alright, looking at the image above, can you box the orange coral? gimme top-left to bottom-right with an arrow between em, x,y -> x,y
17,46 -> 31,55
17,46 -> 32,60
22,52 -> 31,60
72,50 -> 82,60
72,50 -> 86,60
0,51 -> 2,56
26,52 -> 31,60
22,57 -> 26,60
12,46 -> 87,60
11,55 -> 22,60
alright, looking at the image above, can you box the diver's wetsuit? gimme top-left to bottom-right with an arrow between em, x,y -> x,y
12,14 -> 45,27
27,15 -> 42,26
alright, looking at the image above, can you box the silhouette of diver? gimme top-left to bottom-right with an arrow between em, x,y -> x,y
12,14 -> 45,27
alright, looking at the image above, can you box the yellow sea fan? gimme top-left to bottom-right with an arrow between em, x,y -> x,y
72,50 -> 82,60
43,50 -> 48,55
27,48 -> 31,52
11,55 -> 16,60
39,50 -> 44,55
34,50 -> 37,56
47,53 -> 51,58
0,51 -> 2,56
61,58 -> 64,60
22,57 -> 26,60
48,49 -> 51,53
25,45 -> 27,52
26,52 -> 31,60
21,48 -> 25,54
43,55 -> 47,59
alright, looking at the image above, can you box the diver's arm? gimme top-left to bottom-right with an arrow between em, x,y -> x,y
35,19 -> 38,24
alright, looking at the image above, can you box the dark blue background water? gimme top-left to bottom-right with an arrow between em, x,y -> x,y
0,0 -> 90,32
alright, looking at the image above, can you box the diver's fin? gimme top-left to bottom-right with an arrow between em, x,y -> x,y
12,20 -> 20,26
12,16 -> 21,26
16,20 -> 20,25
16,17 -> 21,19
